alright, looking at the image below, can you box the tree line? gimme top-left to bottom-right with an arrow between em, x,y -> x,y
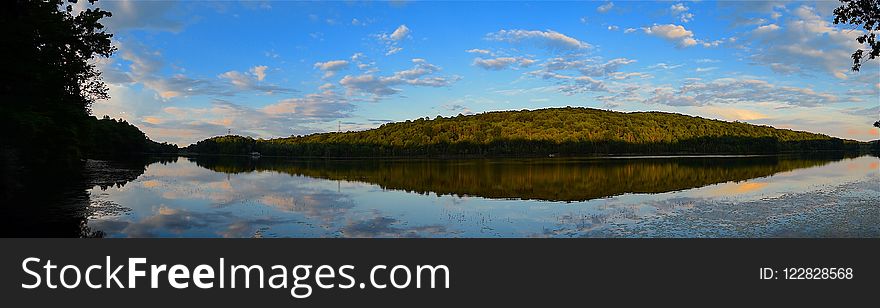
186,107 -> 873,157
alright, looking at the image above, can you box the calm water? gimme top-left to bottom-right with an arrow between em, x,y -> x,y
80,155 -> 879,238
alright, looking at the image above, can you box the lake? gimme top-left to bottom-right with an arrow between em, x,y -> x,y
45,153 -> 872,238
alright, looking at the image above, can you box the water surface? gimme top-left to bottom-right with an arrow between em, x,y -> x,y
83,154 -> 879,237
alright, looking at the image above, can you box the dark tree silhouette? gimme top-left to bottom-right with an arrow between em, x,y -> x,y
1,0 -> 116,169
833,0 -> 880,71
1,0 -> 177,183
874,120 -> 880,128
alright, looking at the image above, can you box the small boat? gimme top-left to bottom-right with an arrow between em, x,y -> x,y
250,151 -> 261,157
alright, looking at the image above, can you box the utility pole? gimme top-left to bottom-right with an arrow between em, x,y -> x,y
338,121 -> 341,132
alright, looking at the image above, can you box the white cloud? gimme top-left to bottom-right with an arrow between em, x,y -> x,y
670,3 -> 688,14
251,65 -> 268,81
643,24 -> 698,47
261,90 -> 353,119
218,70 -> 293,94
695,67 -> 718,73
648,63 -> 684,70
472,57 -> 536,70
608,72 -> 652,80
624,28 -> 637,34
314,60 -> 350,78
698,105 -> 769,121
111,41 -> 247,99
465,48 -> 492,55
746,5 -> 870,79
441,103 -> 473,115
390,24 -> 411,41
597,2 -> 614,13
595,85 -> 643,108
560,76 -> 608,94
377,24 -> 412,56
752,23 -> 780,35
339,58 -> 459,99
670,3 -> 694,23
486,29 -> 591,50
642,78 -> 841,107
680,13 -> 695,23
92,0 -> 184,32
385,47 -> 403,56
607,25 -> 619,31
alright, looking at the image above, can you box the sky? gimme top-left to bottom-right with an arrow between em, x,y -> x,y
78,0 -> 880,145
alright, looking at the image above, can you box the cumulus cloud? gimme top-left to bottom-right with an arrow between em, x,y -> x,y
314,60 -> 350,78
110,41 -> 293,99
580,58 -> 637,77
717,0 -> 787,27
670,3 -> 694,23
218,70 -> 294,94
480,54 -> 642,96
441,103 -> 472,115
695,67 -> 718,73
752,23 -> 780,35
251,65 -> 268,81
390,24 -> 411,40
595,85 -> 643,108
261,90 -> 354,119
649,63 -> 684,70
529,71 -> 608,95
597,2 -> 614,13
132,89 -> 357,146
113,41 -> 231,99
745,5 -> 872,79
472,57 -> 536,70
698,105 -> 769,121
608,72 -> 652,80
642,78 -> 841,107
643,24 -> 698,47
541,57 -> 637,78
339,58 -> 460,99
465,48 -> 492,55
377,24 -> 412,55
486,29 -> 591,51
82,0 -> 185,32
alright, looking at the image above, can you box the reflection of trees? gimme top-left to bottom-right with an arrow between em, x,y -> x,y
193,154 -> 849,202
1,156 -> 174,237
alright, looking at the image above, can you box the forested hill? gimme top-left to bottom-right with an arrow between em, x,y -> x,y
186,107 -> 869,157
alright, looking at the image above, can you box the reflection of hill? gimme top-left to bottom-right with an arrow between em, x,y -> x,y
192,155 -> 846,202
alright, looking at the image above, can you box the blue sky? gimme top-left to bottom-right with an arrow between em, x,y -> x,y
80,0 -> 879,145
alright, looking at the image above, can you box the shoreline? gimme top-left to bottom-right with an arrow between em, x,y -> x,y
175,149 -> 874,161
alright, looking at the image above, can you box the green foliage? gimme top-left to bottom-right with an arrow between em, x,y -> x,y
187,107 -> 864,157
833,0 -> 880,71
